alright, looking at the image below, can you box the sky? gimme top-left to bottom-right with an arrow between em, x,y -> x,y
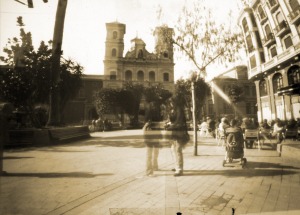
0,0 -> 245,80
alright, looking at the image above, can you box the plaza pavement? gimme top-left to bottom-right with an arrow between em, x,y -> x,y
1,130 -> 300,215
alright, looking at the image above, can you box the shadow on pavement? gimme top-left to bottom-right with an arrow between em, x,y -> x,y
3,156 -> 34,160
36,148 -> 93,153
245,161 -> 300,170
96,140 -> 145,148
182,169 -> 299,177
1,172 -> 113,178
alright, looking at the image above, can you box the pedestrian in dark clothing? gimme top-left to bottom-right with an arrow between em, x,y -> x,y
167,97 -> 189,176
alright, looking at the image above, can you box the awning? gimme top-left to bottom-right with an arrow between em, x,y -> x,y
277,84 -> 300,96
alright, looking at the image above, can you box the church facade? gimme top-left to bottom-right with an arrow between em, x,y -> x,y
64,22 -> 175,124
102,22 -> 175,90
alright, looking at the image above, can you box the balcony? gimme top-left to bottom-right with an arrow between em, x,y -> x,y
268,0 -> 279,13
261,33 -> 276,47
273,21 -> 290,37
288,7 -> 300,25
248,44 -> 300,79
259,15 -> 268,25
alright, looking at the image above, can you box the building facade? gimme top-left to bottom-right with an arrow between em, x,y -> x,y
102,22 -> 175,91
204,66 -> 257,120
64,22 -> 175,124
238,0 -> 300,122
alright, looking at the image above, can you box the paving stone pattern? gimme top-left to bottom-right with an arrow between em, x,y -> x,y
1,130 -> 300,215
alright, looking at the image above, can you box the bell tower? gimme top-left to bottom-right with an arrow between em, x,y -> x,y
154,26 -> 174,61
104,22 -> 126,77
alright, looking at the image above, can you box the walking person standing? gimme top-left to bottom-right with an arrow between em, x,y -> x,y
167,97 -> 189,177
143,120 -> 160,177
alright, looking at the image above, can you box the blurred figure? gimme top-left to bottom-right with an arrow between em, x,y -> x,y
143,120 -> 160,177
199,118 -> 209,137
208,117 -> 216,138
217,117 -> 230,146
167,97 -> 189,177
271,118 -> 284,143
260,119 -> 271,129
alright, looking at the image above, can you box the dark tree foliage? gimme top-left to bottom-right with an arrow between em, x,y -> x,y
94,88 -> 119,117
0,17 -> 83,127
123,82 -> 144,126
143,84 -> 172,121
227,83 -> 244,104
174,75 -> 210,120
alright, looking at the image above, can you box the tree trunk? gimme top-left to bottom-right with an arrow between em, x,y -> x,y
191,82 -> 198,156
47,0 -> 68,126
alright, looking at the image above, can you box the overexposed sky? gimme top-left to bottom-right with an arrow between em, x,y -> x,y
0,0 -> 245,80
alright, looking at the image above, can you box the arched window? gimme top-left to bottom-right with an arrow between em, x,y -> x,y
163,51 -> 169,58
149,71 -> 155,82
113,31 -> 118,39
112,48 -> 117,57
137,70 -> 144,81
258,5 -> 266,20
246,35 -> 254,52
163,73 -> 169,82
272,73 -> 283,93
110,71 -> 117,80
287,65 -> 300,85
125,70 -> 132,81
276,12 -> 284,25
242,18 -> 249,33
264,24 -> 272,38
259,79 -> 268,96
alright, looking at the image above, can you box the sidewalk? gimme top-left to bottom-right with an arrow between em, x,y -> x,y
1,130 -> 300,215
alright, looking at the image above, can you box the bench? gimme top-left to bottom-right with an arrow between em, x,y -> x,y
7,129 -> 50,146
244,129 -> 259,149
284,128 -> 299,140
8,130 -> 34,145
49,126 -> 90,143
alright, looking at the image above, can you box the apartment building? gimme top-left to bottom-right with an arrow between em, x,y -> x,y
205,66 -> 257,120
238,0 -> 300,122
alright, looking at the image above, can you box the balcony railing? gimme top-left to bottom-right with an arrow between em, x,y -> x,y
248,43 -> 300,79
273,21 -> 290,37
288,7 -> 300,24
261,33 -> 276,47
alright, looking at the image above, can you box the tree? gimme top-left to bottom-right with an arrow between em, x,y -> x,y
157,1 -> 244,155
94,87 -> 142,126
123,82 -> 144,127
174,76 -> 210,121
0,17 -> 83,127
94,88 -> 119,118
226,83 -> 244,117
48,0 -> 68,126
143,84 -> 172,121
